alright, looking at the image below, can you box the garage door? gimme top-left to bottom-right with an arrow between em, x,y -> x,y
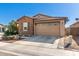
34,22 -> 60,36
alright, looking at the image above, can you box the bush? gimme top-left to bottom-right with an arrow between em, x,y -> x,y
4,20 -> 18,36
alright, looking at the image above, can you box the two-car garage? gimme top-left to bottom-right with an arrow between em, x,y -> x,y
34,22 -> 60,36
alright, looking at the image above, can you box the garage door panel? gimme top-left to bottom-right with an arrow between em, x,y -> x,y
35,23 -> 60,36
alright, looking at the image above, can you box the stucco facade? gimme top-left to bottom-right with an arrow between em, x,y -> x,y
70,21 -> 79,45
0,24 -> 5,39
16,16 -> 33,36
16,14 -> 68,37
70,21 -> 79,36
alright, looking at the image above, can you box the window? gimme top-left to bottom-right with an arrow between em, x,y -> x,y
23,22 -> 28,31
0,28 -> 1,32
0,27 -> 4,32
2,28 -> 4,32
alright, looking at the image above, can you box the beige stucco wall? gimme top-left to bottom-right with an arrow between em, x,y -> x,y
17,16 -> 33,36
70,22 -> 79,36
71,22 -> 79,28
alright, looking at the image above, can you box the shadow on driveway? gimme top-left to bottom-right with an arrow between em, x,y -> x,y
20,36 -> 60,44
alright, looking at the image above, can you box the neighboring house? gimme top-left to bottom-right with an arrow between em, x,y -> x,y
0,24 -> 5,40
16,14 -> 68,37
0,24 -> 5,34
70,21 -> 79,36
70,19 -> 79,45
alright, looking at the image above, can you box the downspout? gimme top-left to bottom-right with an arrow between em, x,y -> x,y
59,21 -> 61,37
33,18 -> 34,36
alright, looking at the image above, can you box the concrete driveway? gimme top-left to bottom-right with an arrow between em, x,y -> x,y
0,41 -> 79,56
0,51 -> 16,56
21,36 -> 59,44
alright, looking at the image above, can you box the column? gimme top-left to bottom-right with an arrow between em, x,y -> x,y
60,21 -> 65,37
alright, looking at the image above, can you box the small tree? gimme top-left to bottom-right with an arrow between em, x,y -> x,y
4,20 -> 18,36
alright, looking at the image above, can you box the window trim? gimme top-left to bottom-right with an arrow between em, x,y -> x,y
23,22 -> 28,31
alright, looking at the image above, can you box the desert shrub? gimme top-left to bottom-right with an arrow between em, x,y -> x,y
4,20 -> 18,36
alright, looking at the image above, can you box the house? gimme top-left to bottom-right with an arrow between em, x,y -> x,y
0,24 -> 5,34
16,14 -> 68,37
70,18 -> 79,36
70,18 -> 79,45
0,24 -> 5,40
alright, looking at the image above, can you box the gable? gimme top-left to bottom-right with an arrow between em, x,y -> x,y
33,14 -> 52,19
17,16 -> 32,23
33,14 -> 68,24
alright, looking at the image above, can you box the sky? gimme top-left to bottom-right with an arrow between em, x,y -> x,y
0,3 -> 79,27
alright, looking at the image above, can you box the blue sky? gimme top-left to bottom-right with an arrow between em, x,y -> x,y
0,3 -> 79,27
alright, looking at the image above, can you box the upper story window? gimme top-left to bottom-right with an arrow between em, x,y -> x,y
23,22 -> 28,31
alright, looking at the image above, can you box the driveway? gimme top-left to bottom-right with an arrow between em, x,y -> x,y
0,41 -> 79,56
0,51 -> 16,56
21,36 -> 59,44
